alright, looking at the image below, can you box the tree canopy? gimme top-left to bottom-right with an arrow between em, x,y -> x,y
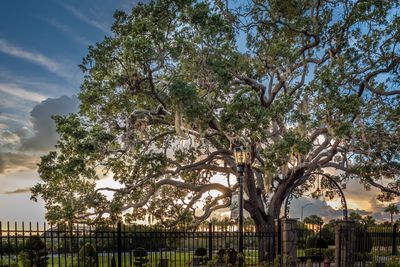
32,0 -> 400,228
384,203 -> 399,224
303,215 -> 324,225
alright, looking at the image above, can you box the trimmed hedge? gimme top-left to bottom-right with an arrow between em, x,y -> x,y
195,247 -> 207,257
305,236 -> 328,249
299,248 -> 334,262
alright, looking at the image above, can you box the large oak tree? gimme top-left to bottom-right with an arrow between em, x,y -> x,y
33,0 -> 399,238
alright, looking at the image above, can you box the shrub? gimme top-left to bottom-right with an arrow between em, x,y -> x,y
133,247 -> 147,257
217,248 -> 225,262
18,236 -> 48,267
303,248 -> 334,261
305,236 -> 328,249
321,226 -> 335,246
386,256 -> 400,267
354,252 -> 373,262
194,247 -> 207,257
78,243 -> 97,267
226,248 -> 237,264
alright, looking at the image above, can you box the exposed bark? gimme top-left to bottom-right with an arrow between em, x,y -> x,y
242,168 -> 305,261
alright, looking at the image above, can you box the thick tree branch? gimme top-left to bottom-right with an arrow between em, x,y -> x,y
322,162 -> 400,197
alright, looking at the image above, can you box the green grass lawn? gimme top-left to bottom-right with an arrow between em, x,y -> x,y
0,249 -> 261,267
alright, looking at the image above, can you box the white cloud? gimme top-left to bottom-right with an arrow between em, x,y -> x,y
42,17 -> 91,46
0,67 -> 77,96
0,39 -> 73,81
20,95 -> 79,151
0,153 -> 38,175
0,113 -> 28,125
0,83 -> 47,103
63,4 -> 110,33
0,131 -> 21,148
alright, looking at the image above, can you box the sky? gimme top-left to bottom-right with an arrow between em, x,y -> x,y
0,0 -> 398,225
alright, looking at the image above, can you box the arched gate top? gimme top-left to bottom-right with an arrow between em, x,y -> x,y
283,172 -> 348,220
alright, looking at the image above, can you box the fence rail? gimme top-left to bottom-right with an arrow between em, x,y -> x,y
1,221 -> 399,266
0,221 -> 274,267
296,223 -> 335,266
352,224 -> 400,266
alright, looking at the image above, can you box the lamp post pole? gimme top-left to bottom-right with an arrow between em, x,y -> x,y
234,146 -> 247,267
237,165 -> 244,267
301,203 -> 313,221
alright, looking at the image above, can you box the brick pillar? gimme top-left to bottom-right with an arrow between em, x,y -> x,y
335,220 -> 356,267
281,218 -> 298,266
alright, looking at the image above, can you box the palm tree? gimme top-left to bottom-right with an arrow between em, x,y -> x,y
361,216 -> 376,226
384,204 -> 399,224
349,211 -> 362,222
303,215 -> 324,225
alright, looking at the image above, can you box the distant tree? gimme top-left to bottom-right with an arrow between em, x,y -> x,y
349,211 -> 362,223
208,217 -> 236,231
321,219 -> 340,246
381,221 -> 393,227
361,215 -> 376,226
303,215 -> 323,225
384,204 -> 399,224
244,217 -> 255,231
221,217 -> 236,231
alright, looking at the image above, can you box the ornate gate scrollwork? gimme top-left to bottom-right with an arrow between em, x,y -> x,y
283,172 -> 348,220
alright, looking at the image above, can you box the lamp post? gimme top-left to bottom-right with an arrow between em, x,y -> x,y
301,203 -> 313,221
233,146 -> 248,267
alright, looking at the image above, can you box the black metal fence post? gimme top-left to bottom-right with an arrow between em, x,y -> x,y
0,221 -> 2,265
392,223 -> 398,256
117,221 -> 122,267
363,224 -> 367,265
338,225 -> 342,267
95,226 -> 99,267
319,223 -> 322,267
208,223 -> 213,261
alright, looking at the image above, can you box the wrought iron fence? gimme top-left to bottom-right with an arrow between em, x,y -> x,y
0,221 -> 275,267
296,223 -> 335,266
335,223 -> 400,267
351,224 -> 399,267
297,222 -> 400,267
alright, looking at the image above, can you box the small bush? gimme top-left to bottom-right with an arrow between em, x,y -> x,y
354,252 -> 373,262
303,248 -> 334,261
321,226 -> 335,246
386,256 -> 400,267
226,248 -> 237,264
194,247 -> 207,257
217,248 -> 225,262
305,236 -> 328,249
79,243 -> 97,267
133,247 -> 147,257
18,236 -> 48,267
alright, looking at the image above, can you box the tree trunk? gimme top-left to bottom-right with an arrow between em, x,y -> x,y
246,193 -> 283,262
244,169 -> 304,262
254,219 -> 275,262
244,168 -> 278,262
